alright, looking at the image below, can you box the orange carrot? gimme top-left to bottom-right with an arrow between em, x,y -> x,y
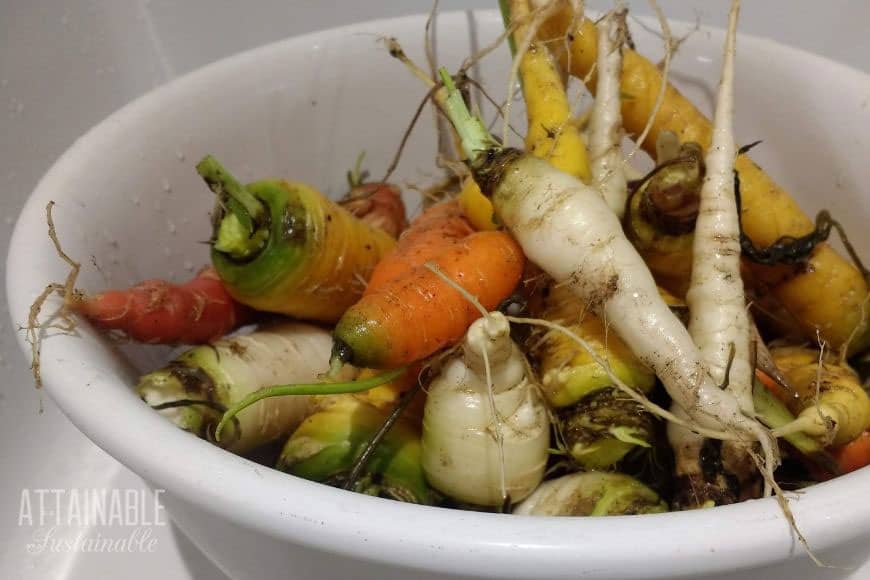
75,267 -> 249,344
365,200 -> 474,290
831,431 -> 870,474
333,203 -> 523,369
342,182 -> 409,239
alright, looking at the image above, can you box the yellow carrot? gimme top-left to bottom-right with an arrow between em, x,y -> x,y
535,284 -> 655,408
460,0 -> 590,231
539,4 -> 868,350
199,156 -> 395,323
771,346 -> 870,447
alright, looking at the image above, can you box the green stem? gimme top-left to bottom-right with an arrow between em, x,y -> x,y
437,68 -> 499,162
197,155 -> 265,225
214,367 -> 408,442
346,150 -> 368,189
197,155 -> 269,259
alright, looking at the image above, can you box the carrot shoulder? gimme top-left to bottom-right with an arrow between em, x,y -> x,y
75,267 -> 248,344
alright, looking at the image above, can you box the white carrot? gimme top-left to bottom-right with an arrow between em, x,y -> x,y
420,280 -> 549,507
588,7 -> 628,217
514,472 -> 667,516
685,0 -> 752,415
138,322 -> 354,454
434,67 -> 777,478
666,0 -> 769,505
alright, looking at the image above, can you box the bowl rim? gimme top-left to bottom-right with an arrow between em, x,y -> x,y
7,9 -> 870,578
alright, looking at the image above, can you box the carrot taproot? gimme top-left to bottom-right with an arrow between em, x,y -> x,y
74,267 -> 249,344
831,431 -> 870,474
333,228 -> 525,369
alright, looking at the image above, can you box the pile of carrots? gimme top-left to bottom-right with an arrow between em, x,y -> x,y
43,0 -> 870,516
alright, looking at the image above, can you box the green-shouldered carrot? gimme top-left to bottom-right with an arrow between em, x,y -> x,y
277,369 -> 431,504
514,472 -> 667,516
137,322 -> 353,454
198,155 -> 395,323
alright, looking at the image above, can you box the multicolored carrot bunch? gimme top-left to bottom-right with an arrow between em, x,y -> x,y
34,0 -> 869,519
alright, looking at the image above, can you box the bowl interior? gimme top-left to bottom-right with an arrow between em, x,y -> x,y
7,9 -> 870,579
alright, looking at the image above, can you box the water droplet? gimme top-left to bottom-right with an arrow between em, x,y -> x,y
131,196 -> 141,206
15,101 -> 23,114
161,177 -> 171,193
0,79 -> 8,87
163,246 -> 172,257
183,260 -> 194,271
175,149 -> 185,162
180,217 -> 190,225
154,199 -> 163,213
106,65 -> 115,74
167,221 -> 177,234
61,14 -> 69,25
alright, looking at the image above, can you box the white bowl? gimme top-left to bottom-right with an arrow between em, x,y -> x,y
7,10 -> 870,580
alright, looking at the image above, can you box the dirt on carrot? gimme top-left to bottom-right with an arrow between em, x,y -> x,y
333,202 -> 524,369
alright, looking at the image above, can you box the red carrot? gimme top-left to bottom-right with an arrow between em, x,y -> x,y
343,182 -> 409,239
75,267 -> 249,344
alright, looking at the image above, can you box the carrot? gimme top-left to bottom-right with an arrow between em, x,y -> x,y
539,3 -> 868,351
365,200 -> 474,290
198,156 -> 395,323
333,225 -> 525,369
434,61 -> 783,502
769,346 -> 870,447
667,1 -> 763,508
211,202 -> 481,437
75,267 -> 249,344
459,0 -> 590,230
831,431 -> 870,474
138,322 -> 343,453
342,182 -> 409,239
